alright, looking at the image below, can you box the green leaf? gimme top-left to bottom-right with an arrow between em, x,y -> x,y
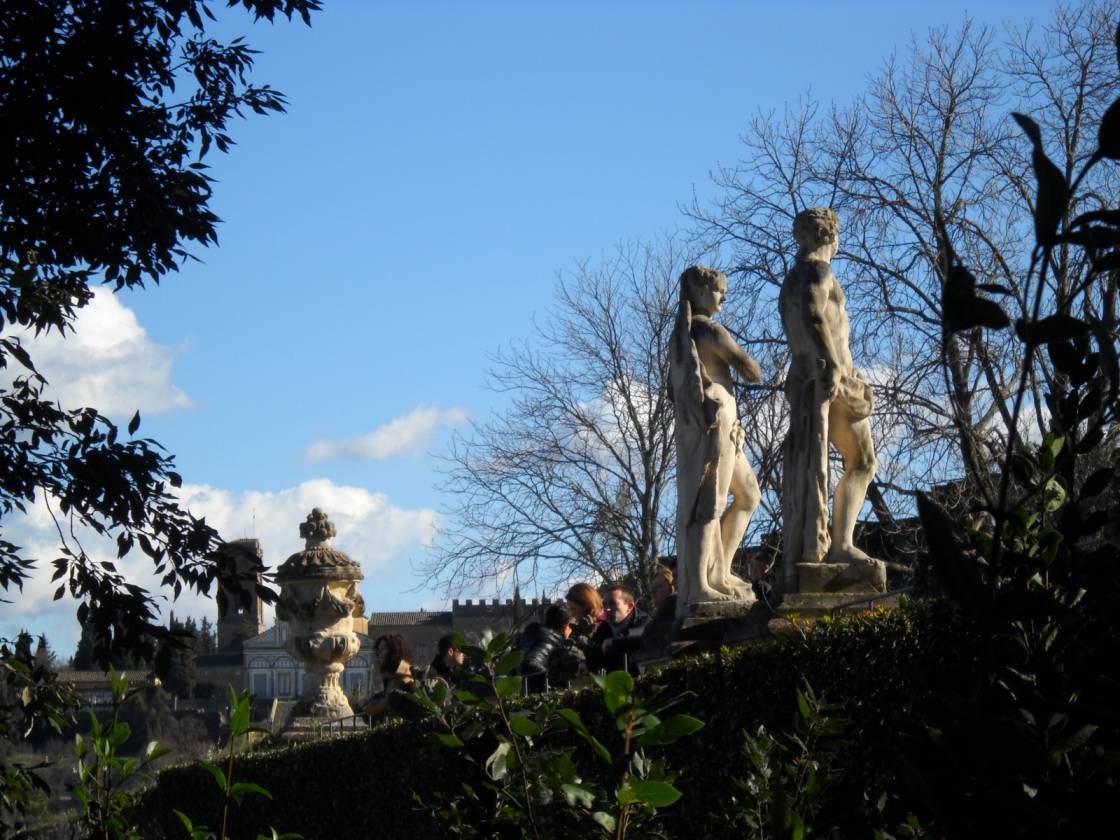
1016,315 -> 1089,347
486,633 -> 511,657
1098,97 -> 1120,160
1053,724 -> 1098,754
428,678 -> 448,707
145,740 -> 171,762
495,675 -> 523,698
557,709 -> 613,764
109,668 -> 129,700
430,732 -> 464,748
601,670 -> 634,713
508,713 -> 541,737
1012,112 -> 1070,245
628,779 -> 682,808
230,690 -> 251,737
201,761 -> 227,792
796,689 -> 812,720
495,649 -> 524,674
617,784 -> 641,806
1044,477 -> 1067,512
942,265 -> 1009,332
1081,467 -> 1113,499
485,742 -> 512,780
109,722 -> 131,746
791,810 -> 806,840
561,783 -> 595,809
557,707 -> 589,734
230,781 -> 272,804
174,810 -> 196,833
635,714 -> 705,747
592,811 -> 617,832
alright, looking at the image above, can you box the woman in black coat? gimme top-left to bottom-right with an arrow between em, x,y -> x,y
519,602 -> 585,692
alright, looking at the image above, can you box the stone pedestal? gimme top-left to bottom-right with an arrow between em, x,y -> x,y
633,600 -> 779,669
796,559 -> 886,594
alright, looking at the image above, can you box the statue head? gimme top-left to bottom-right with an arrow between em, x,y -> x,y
680,265 -> 728,316
793,207 -> 840,254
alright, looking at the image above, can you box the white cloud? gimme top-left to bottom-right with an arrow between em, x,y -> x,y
304,404 -> 469,463
4,288 -> 190,416
0,479 -> 438,658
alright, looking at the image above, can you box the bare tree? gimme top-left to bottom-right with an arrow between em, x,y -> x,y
686,2 -> 1120,534
427,3 -> 1119,598
424,237 -> 692,601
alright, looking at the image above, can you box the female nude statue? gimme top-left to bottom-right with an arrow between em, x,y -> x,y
670,266 -> 763,615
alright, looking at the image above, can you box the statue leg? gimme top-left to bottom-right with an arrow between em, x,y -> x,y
712,452 -> 759,598
695,445 -> 738,601
826,403 -> 876,563
802,385 -> 831,563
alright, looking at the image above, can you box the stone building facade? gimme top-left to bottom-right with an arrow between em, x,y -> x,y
214,596 -> 550,700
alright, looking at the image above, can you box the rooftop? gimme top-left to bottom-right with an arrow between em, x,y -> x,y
366,611 -> 452,627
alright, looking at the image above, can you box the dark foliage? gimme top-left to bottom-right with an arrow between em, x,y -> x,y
155,616 -> 198,699
0,633 -> 79,831
0,0 -> 319,667
913,21 -> 1120,838
133,601 -> 980,838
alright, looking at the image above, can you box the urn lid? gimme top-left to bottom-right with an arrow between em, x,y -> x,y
276,509 -> 364,581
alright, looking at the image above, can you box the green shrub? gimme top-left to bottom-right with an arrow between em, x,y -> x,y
134,600 -> 980,838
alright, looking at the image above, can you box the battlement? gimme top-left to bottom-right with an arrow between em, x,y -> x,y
450,596 -> 550,616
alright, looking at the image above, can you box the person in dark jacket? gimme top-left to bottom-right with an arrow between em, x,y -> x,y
641,565 -> 678,652
430,634 -> 467,687
520,602 -> 585,693
589,585 -> 646,675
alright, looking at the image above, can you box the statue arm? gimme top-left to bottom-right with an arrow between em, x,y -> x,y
799,266 -> 842,390
706,321 -> 762,383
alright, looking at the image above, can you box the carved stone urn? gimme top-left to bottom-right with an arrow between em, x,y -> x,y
275,509 -> 363,718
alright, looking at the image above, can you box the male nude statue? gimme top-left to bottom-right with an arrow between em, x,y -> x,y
670,266 -> 763,614
779,208 -> 878,583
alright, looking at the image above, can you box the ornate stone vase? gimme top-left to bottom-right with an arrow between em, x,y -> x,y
275,509 -> 364,718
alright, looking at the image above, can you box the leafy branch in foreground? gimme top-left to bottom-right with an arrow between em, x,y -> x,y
912,20 -> 1120,838
0,633 -> 80,833
409,631 -> 702,839
71,669 -> 171,840
1,0 -> 321,668
175,685 -> 300,840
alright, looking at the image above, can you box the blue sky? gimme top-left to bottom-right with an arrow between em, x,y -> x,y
4,0 -> 1059,654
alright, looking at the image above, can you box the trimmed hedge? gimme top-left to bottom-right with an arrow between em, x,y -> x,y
135,600 -> 979,838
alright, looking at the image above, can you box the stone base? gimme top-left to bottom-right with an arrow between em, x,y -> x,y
289,691 -> 354,720
679,597 -> 758,620
796,559 -> 886,594
778,590 -> 905,619
634,599 -> 777,669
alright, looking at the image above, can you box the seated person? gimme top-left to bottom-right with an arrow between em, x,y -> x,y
589,585 -> 646,675
430,633 -> 467,687
362,634 -> 419,722
519,602 -> 586,693
564,582 -> 605,659
641,565 -> 678,651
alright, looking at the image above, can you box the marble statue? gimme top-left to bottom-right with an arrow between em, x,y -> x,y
670,265 -> 763,616
779,208 -> 885,593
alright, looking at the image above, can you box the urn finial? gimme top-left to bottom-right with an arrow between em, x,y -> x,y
299,508 -> 336,548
